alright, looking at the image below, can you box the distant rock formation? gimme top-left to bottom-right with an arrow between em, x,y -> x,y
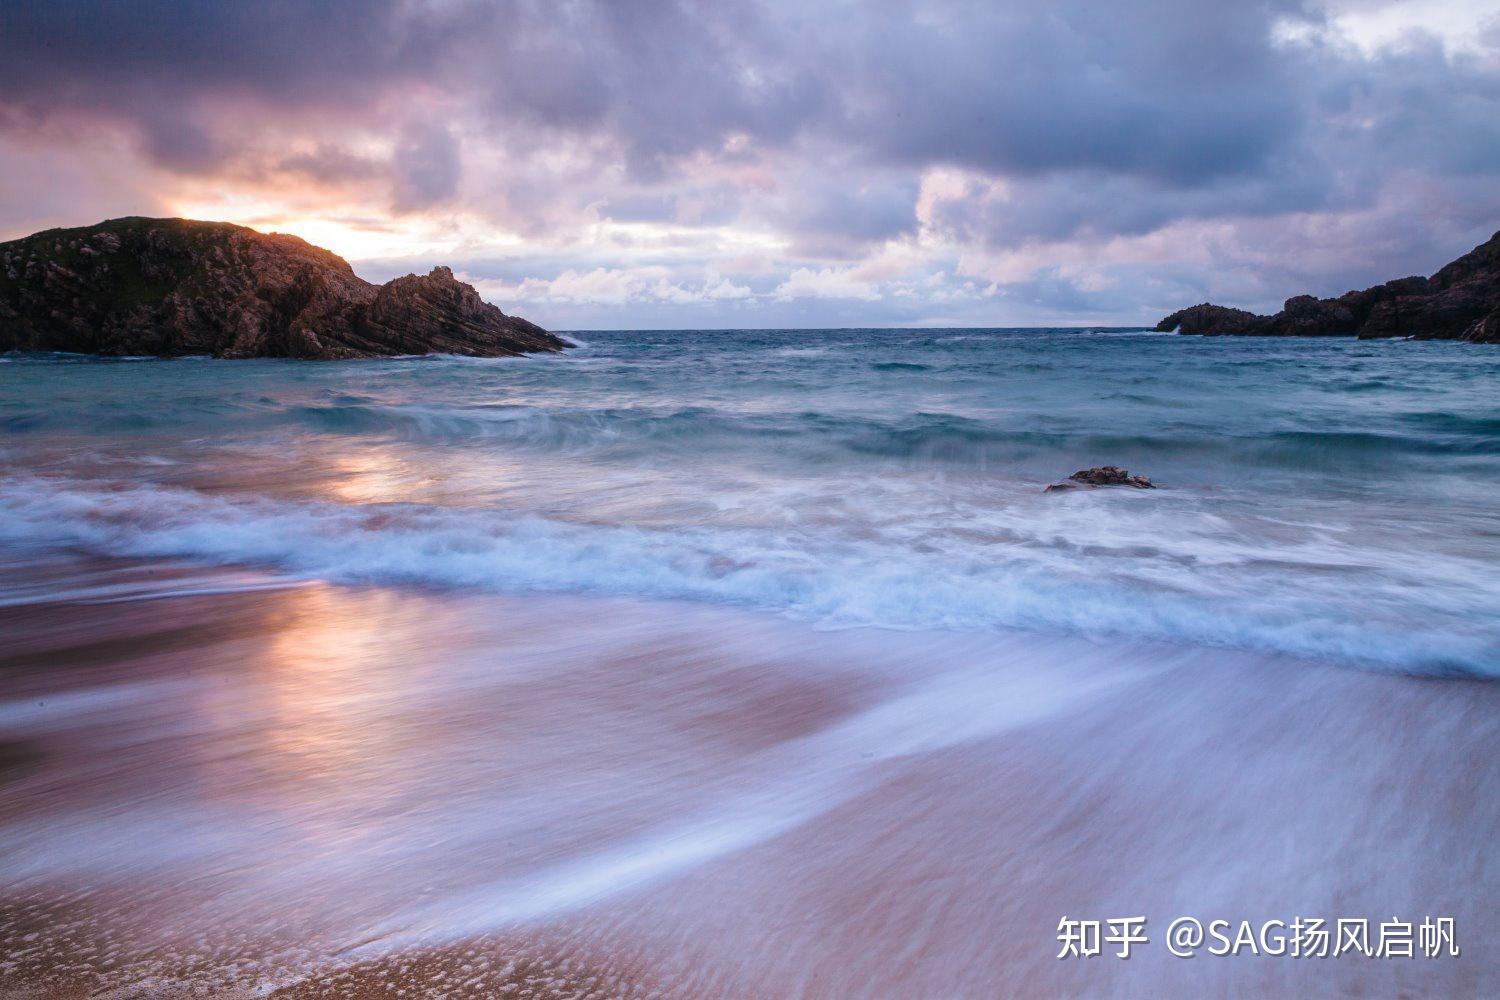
0,217 -> 567,359
1045,467 -> 1156,492
1156,230 -> 1500,344
1155,303 -> 1263,336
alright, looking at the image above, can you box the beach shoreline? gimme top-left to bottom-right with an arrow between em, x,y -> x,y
2,555 -> 1495,998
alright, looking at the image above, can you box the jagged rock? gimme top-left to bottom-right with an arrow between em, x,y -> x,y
0,217 -> 567,359
1044,466 -> 1156,492
1154,303 -> 1263,335
1461,307 -> 1500,344
1274,294 -> 1359,336
1155,230 -> 1500,343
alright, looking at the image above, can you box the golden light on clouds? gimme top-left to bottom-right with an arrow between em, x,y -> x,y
164,188 -> 472,262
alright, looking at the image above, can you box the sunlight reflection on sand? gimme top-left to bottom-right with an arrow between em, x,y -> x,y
2,564 -> 1496,997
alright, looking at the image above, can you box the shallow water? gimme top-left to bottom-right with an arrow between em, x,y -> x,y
1,573 -> 1496,997
2,328 -> 1498,673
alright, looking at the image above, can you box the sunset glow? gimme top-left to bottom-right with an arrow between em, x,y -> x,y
2,1 -> 1497,329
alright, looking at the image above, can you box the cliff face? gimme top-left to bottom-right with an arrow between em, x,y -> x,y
1156,230 -> 1500,344
0,217 -> 567,359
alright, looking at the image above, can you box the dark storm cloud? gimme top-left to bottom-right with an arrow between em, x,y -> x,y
0,0 -> 488,172
1,0 -> 1497,321
0,1 -> 1316,185
826,0 -> 1307,185
466,1 -> 833,186
0,1 -> 478,105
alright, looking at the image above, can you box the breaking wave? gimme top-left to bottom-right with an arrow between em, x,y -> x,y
4,328 -> 1497,676
1,476 -> 1494,675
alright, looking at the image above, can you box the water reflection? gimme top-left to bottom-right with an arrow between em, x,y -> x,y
241,585 -> 417,831
2,566 -> 1496,998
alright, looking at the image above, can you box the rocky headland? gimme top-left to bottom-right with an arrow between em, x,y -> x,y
0,217 -> 567,359
1156,229 -> 1500,343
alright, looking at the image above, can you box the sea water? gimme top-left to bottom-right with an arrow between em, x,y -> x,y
1,327 -> 1497,674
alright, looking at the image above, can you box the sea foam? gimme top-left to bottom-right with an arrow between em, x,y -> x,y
1,475 -> 1493,674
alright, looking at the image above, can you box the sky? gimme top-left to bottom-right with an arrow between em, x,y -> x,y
1,1 -> 1498,330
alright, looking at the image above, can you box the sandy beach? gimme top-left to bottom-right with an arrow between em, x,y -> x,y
2,553 -> 1494,998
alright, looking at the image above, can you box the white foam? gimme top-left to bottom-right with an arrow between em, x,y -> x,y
0,476 -> 1493,673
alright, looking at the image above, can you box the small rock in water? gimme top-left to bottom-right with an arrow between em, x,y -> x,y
1044,466 -> 1156,492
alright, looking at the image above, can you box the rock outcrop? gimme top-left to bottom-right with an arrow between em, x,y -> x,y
1155,230 -> 1500,344
1044,467 -> 1156,492
1154,303 -> 1263,336
0,217 -> 567,359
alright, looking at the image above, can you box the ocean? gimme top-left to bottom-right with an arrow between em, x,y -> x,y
2,327 -> 1497,674
2,329 -> 1498,997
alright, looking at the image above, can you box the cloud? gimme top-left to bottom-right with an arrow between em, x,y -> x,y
475,266 -> 756,307
774,266 -> 883,301
0,0 -> 1497,326
278,145 -> 383,186
705,275 -> 754,299
393,122 -> 462,211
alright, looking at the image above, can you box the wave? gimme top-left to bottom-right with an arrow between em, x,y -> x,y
6,388 -> 1495,486
0,350 -> 183,363
0,476 -> 1493,675
1395,412 -> 1500,437
1256,429 -> 1500,459
274,402 -> 1500,468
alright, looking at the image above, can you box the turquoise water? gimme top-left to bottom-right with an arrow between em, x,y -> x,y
2,328 -> 1497,673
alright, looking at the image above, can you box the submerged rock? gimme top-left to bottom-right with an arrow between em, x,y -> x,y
1045,466 -> 1156,492
1154,229 -> 1500,343
0,217 -> 567,359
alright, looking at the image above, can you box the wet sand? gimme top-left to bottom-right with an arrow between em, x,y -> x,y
1,555 -> 1496,998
